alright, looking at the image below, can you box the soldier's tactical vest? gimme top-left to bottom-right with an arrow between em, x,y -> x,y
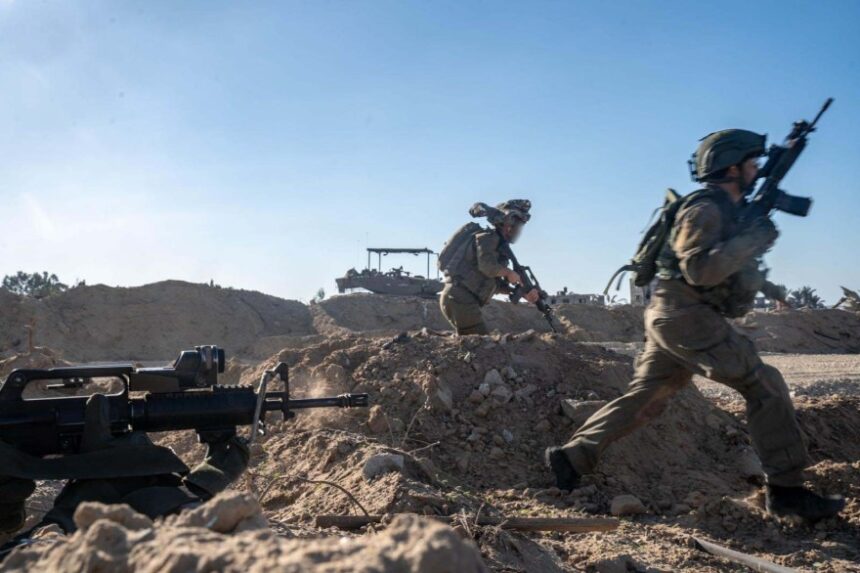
655,188 -> 755,316
655,187 -> 738,281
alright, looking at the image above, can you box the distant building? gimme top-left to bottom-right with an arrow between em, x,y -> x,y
549,287 -> 605,306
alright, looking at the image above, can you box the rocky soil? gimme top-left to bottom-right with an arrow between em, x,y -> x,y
2,327 -> 858,572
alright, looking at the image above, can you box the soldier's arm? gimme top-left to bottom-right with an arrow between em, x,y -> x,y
674,201 -> 775,287
476,233 -> 509,279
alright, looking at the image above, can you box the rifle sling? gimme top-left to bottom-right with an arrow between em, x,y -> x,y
604,264 -> 634,295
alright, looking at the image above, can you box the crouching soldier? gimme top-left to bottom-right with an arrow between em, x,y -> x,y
438,200 -> 539,335
545,130 -> 845,521
0,393 -> 249,551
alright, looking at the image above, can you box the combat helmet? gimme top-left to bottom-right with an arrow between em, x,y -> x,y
494,199 -> 532,224
690,129 -> 766,182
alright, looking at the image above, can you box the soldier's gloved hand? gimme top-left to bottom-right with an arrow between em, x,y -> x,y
524,288 -> 540,304
743,217 -> 779,253
183,433 -> 250,500
724,217 -> 779,264
0,476 -> 36,534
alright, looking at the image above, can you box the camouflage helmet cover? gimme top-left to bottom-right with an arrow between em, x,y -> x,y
494,199 -> 532,224
692,129 -> 766,181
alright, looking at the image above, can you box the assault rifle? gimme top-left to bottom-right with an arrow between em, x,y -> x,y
742,97 -> 833,223
499,243 -> 558,333
470,202 -> 558,333
0,345 -> 369,457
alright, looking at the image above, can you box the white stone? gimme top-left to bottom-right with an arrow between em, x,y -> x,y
560,399 -> 607,426
362,453 -> 404,481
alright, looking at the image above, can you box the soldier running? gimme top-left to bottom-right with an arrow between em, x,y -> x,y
545,130 -> 845,521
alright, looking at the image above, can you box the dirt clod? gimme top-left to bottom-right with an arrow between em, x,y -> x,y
610,495 -> 647,516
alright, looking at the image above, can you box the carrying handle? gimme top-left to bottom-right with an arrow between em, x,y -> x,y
248,362 -> 290,445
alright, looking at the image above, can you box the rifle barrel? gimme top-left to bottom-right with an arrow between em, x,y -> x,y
273,393 -> 370,410
810,98 -> 834,129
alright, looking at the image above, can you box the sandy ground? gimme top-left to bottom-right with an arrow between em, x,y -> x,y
695,353 -> 860,400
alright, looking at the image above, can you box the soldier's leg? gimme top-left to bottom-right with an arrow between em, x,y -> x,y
560,340 -> 691,475
440,285 -> 488,335
649,306 -> 809,486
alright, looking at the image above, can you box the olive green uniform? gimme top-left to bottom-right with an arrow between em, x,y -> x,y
440,229 -> 509,335
560,187 -> 809,487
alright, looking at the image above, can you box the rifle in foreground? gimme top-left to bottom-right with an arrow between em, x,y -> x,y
0,345 -> 369,457
742,97 -> 833,223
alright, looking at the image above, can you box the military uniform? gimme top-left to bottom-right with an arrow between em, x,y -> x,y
0,394 -> 248,541
559,186 -> 810,487
440,229 -> 510,335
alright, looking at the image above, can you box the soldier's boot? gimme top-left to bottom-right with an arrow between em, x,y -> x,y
545,447 -> 580,491
766,485 -> 845,521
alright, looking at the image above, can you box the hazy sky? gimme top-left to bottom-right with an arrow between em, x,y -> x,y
1,1 -> 858,303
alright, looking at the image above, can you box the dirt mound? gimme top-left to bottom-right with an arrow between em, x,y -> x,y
1,492 -> 487,573
314,295 -> 645,340
243,333 -> 756,510
736,308 -> 860,354
210,335 -> 860,570
2,283 -> 859,363
0,347 -> 69,378
554,304 -> 644,342
0,281 -> 314,361
4,338 -> 859,571
313,294 -> 451,335
313,293 -> 554,335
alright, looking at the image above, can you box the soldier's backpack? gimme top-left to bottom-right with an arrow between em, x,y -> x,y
604,188 -> 686,294
438,222 -> 483,277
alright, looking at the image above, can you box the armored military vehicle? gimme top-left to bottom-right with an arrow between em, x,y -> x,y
336,248 -> 444,298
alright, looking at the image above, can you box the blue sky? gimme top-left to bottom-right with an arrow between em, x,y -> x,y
1,1 -> 858,303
